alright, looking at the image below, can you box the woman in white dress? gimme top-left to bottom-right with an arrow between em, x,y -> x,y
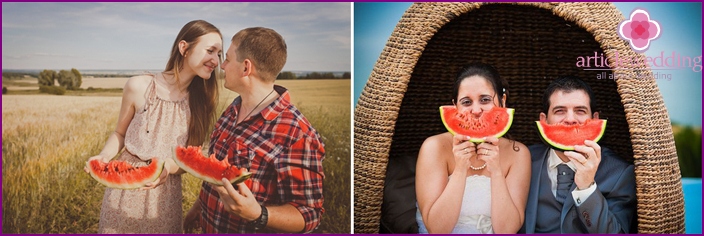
415,63 -> 531,233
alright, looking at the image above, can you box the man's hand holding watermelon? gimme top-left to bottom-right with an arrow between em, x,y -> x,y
563,140 -> 601,190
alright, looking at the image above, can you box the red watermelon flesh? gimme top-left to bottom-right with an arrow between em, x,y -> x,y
536,118 -> 607,150
440,106 -> 515,143
86,158 -> 164,189
173,145 -> 252,186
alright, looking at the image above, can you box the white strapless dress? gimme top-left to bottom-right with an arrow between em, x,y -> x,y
416,175 -> 493,234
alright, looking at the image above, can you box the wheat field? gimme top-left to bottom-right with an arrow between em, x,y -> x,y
1,79 -> 351,233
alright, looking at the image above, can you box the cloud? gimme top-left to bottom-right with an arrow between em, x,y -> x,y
3,54 -> 30,60
2,2 -> 351,71
2,21 -> 55,29
329,34 -> 352,48
33,52 -> 77,57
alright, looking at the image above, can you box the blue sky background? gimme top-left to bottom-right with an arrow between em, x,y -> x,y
2,2 -> 351,72
353,2 -> 702,127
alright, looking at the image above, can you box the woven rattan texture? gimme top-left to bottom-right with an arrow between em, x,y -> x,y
354,2 -> 684,234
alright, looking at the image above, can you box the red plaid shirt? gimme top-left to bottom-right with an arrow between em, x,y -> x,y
199,85 -> 325,233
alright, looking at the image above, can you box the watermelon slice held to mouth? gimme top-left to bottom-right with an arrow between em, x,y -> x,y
86,158 -> 164,189
536,118 -> 607,150
440,106 -> 515,143
173,145 -> 252,186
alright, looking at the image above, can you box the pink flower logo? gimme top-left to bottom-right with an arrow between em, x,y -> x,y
618,8 -> 661,53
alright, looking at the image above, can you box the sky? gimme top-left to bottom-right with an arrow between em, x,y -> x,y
2,2 -> 351,72
353,2 -> 702,127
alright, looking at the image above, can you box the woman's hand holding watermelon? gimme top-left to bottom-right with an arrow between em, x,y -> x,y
477,136 -> 502,176
140,158 -> 186,190
83,154 -> 110,173
162,158 -> 185,175
140,162 -> 169,190
452,135 -> 476,174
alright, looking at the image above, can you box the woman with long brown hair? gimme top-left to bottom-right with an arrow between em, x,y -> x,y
84,20 -> 222,233
415,63 -> 530,234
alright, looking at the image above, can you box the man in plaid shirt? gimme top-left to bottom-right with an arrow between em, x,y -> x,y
184,27 -> 325,233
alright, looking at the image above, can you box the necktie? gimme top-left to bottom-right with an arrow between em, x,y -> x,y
556,163 -> 574,204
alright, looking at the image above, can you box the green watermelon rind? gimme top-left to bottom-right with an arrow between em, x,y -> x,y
172,146 -> 252,186
86,158 -> 164,190
535,119 -> 607,151
439,106 -> 515,143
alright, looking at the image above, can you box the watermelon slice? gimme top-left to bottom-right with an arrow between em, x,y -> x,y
440,106 -> 515,143
86,158 -> 164,189
536,118 -> 607,150
173,145 -> 252,186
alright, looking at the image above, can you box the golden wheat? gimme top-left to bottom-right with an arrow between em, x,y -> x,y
2,95 -> 121,233
2,79 -> 351,233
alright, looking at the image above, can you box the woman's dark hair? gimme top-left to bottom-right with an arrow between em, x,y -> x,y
452,62 -> 520,151
452,62 -> 508,107
165,20 -> 221,146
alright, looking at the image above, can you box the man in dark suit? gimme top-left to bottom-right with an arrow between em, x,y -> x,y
520,76 -> 637,233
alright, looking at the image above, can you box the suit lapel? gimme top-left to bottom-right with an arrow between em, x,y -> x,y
525,146 -> 549,233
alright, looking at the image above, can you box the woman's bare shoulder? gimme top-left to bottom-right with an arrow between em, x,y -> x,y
123,74 -> 153,94
499,138 -> 530,159
125,74 -> 152,87
422,132 -> 453,148
418,133 -> 453,175
418,132 -> 453,161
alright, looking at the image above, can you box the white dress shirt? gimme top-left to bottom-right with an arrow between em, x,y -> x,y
547,149 -> 597,206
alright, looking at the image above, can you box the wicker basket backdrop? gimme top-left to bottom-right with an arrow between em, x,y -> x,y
354,2 -> 685,234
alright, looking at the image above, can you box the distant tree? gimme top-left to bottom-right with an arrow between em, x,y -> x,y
294,72 -> 347,79
39,85 -> 66,95
277,71 -> 297,80
2,86 -> 7,95
71,68 -> 82,89
322,72 -> 335,79
38,70 -> 57,86
675,126 -> 702,177
307,72 -> 321,79
57,70 -> 78,90
2,72 -> 26,80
